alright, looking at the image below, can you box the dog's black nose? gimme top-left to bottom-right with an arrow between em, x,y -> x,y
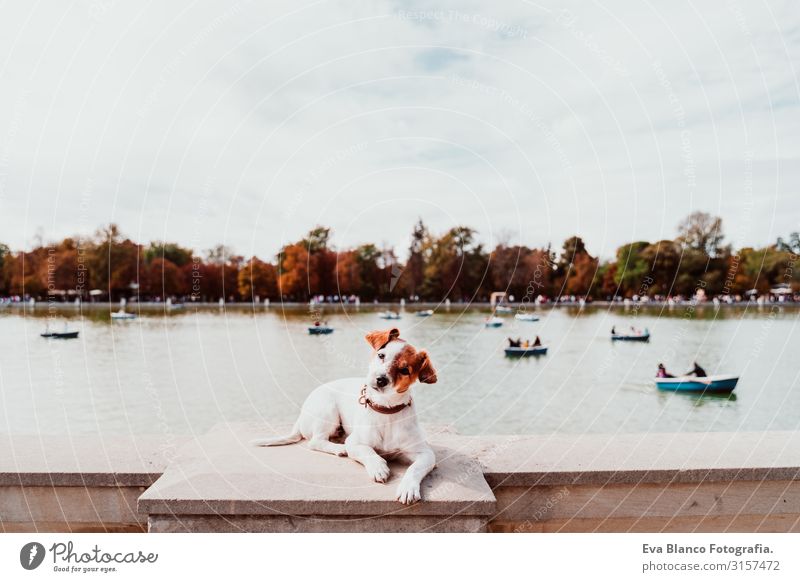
376,375 -> 389,388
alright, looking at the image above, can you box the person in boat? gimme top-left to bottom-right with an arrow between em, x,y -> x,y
522,339 -> 530,348
314,321 -> 321,326
611,326 -> 616,335
686,362 -> 707,377
533,336 -> 542,347
507,337 -> 521,348
656,363 -> 674,378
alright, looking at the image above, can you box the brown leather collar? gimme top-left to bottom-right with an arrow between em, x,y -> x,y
359,386 -> 412,415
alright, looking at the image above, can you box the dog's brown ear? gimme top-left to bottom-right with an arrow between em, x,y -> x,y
415,350 -> 437,384
365,328 -> 400,350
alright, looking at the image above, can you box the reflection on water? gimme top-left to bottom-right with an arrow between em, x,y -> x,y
0,304 -> 798,436
652,389 -> 739,410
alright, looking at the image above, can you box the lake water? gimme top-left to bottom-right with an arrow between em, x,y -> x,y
1,304 -> 798,437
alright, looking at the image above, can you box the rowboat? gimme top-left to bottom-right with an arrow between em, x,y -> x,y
416,310 -> 434,317
111,311 -> 137,320
514,313 -> 539,322
495,305 -> 513,314
611,330 -> 650,342
308,326 -> 334,335
504,345 -> 548,357
485,316 -> 503,328
655,374 -> 739,394
40,330 -> 79,339
379,311 -> 401,320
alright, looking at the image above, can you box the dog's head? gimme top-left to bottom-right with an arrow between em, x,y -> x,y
364,327 -> 437,395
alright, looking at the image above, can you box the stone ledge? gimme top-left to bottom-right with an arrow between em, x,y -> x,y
462,431 -> 800,487
4,428 -> 800,532
146,514 -> 488,533
137,423 -> 495,531
0,433 -> 183,487
0,485 -> 148,533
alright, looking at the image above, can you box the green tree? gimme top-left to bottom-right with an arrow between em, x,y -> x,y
303,226 -> 331,253
145,242 -> 193,267
422,226 -> 488,301
613,241 -> 650,296
0,243 -> 10,294
354,244 -> 381,300
594,261 -> 618,298
640,240 -> 682,296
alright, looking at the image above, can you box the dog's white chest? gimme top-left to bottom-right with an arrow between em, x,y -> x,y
355,410 -> 419,455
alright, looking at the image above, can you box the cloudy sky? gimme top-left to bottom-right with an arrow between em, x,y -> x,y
0,0 -> 798,259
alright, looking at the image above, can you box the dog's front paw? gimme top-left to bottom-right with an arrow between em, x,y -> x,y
395,479 -> 421,504
365,458 -> 390,483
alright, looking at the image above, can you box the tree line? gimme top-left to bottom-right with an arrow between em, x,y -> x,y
0,213 -> 797,303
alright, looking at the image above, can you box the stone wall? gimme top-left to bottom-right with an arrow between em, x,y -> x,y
2,428 -> 799,533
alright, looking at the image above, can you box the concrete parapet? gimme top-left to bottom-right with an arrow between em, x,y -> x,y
0,433 -> 180,532
138,423 -> 495,532
3,429 -> 799,532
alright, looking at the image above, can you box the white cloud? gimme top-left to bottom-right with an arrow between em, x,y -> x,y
0,0 -> 798,259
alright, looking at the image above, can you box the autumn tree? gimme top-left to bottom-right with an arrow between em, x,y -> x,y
237,257 -> 278,300
8,250 -> 46,297
489,245 -> 556,299
555,236 -> 597,296
202,245 -> 242,301
277,227 -> 337,300
43,238 -> 82,296
143,258 -> 186,298
334,250 -> 361,296
84,224 -> 141,299
278,243 -> 311,299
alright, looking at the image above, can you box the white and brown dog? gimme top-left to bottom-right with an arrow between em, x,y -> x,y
253,327 -> 437,504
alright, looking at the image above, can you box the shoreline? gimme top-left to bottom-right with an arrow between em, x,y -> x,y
2,300 -> 798,312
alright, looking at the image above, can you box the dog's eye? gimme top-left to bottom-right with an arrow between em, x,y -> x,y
378,352 -> 385,360
399,367 -> 410,375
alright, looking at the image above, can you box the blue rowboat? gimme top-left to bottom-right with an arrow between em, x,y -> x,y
611,330 -> 649,342
655,375 -> 739,393
308,326 -> 334,335
485,317 -> 503,328
505,345 -> 548,357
